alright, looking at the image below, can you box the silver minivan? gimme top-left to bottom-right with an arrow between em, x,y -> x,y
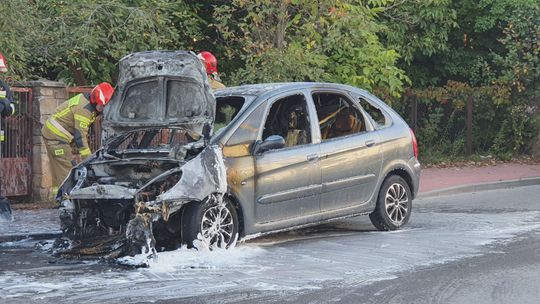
57,51 -> 420,257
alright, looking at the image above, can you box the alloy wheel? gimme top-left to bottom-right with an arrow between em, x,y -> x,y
200,203 -> 234,247
384,183 -> 409,226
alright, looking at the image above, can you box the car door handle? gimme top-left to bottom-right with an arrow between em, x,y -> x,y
307,154 -> 319,162
365,140 -> 376,147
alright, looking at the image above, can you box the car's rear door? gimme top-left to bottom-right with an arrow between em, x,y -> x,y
311,90 -> 383,214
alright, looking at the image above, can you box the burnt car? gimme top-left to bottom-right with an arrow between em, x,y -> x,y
57,51 -> 421,258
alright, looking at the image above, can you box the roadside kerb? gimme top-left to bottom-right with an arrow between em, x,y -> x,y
418,177 -> 540,198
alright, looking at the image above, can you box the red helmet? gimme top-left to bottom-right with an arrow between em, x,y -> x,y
198,51 -> 218,74
90,82 -> 115,106
0,52 -> 8,73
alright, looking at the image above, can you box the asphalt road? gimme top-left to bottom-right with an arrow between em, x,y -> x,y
1,185 -> 540,304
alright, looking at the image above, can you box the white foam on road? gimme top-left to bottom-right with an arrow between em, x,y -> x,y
1,211 -> 540,303
0,209 -> 60,236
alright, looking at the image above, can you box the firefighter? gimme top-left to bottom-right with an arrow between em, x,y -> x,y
0,52 -> 15,220
198,51 -> 226,90
0,52 -> 15,120
42,82 -> 114,196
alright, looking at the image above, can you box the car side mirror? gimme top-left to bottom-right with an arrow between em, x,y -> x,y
253,135 -> 285,155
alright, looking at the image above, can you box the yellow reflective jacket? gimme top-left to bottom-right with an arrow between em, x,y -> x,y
43,94 -> 96,159
209,76 -> 226,90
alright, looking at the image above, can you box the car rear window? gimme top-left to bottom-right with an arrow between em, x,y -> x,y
358,97 -> 390,129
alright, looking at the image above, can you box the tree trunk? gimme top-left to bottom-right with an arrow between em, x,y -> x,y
275,1 -> 289,48
69,63 -> 87,86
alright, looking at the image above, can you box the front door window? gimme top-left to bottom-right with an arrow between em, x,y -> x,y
262,94 -> 312,147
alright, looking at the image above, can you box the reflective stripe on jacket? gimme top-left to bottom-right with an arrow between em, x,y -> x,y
44,94 -> 96,158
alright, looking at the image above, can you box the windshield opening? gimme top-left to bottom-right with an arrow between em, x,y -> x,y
119,80 -> 161,121
166,79 -> 208,119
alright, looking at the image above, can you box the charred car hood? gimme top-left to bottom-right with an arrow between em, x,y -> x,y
102,51 -> 215,139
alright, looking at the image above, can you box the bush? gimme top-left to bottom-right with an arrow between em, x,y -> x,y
399,82 -> 539,163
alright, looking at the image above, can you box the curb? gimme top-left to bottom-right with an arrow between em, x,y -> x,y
418,177 -> 540,199
0,232 -> 61,244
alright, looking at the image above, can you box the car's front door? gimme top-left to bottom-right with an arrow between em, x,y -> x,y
311,91 -> 383,213
253,92 -> 322,226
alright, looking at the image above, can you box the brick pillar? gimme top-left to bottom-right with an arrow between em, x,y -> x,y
26,81 -> 68,202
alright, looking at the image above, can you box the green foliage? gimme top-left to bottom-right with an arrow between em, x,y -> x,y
1,0 -> 203,85
214,0 -> 409,98
403,81 -> 539,162
0,0 -> 39,79
377,0 -> 457,63
491,105 -> 539,157
0,0 -> 539,162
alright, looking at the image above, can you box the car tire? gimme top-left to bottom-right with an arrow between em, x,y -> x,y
369,175 -> 412,231
182,195 -> 239,249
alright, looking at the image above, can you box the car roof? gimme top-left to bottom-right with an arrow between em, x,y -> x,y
214,82 -> 368,99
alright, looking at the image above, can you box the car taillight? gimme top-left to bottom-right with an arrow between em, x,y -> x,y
410,128 -> 418,159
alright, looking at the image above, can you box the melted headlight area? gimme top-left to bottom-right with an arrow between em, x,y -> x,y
56,144 -> 227,259
137,172 -> 182,203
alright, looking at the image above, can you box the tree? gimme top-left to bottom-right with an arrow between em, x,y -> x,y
214,0 -> 409,98
0,0 -> 40,79
1,0 -> 204,85
35,0 -> 205,85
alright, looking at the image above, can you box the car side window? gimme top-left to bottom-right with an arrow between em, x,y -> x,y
358,97 -> 389,129
312,92 -> 366,141
262,94 -> 312,148
215,96 -> 245,132
226,103 -> 265,147
223,103 -> 266,158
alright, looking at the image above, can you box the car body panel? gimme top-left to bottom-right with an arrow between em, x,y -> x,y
215,83 -> 420,236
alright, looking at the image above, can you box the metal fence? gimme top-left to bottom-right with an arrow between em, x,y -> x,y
401,91 -> 474,155
0,85 -> 106,198
0,87 -> 34,197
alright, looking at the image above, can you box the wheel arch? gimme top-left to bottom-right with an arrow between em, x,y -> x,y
382,168 -> 416,199
224,193 -> 246,238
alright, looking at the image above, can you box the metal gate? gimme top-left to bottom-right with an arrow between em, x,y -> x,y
0,87 -> 33,197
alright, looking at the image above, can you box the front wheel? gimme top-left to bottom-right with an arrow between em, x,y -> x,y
369,175 -> 412,231
182,195 -> 239,249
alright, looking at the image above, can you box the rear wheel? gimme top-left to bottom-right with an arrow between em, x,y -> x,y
182,195 -> 239,249
369,175 -> 412,231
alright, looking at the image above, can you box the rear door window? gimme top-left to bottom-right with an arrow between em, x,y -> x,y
312,92 -> 366,141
